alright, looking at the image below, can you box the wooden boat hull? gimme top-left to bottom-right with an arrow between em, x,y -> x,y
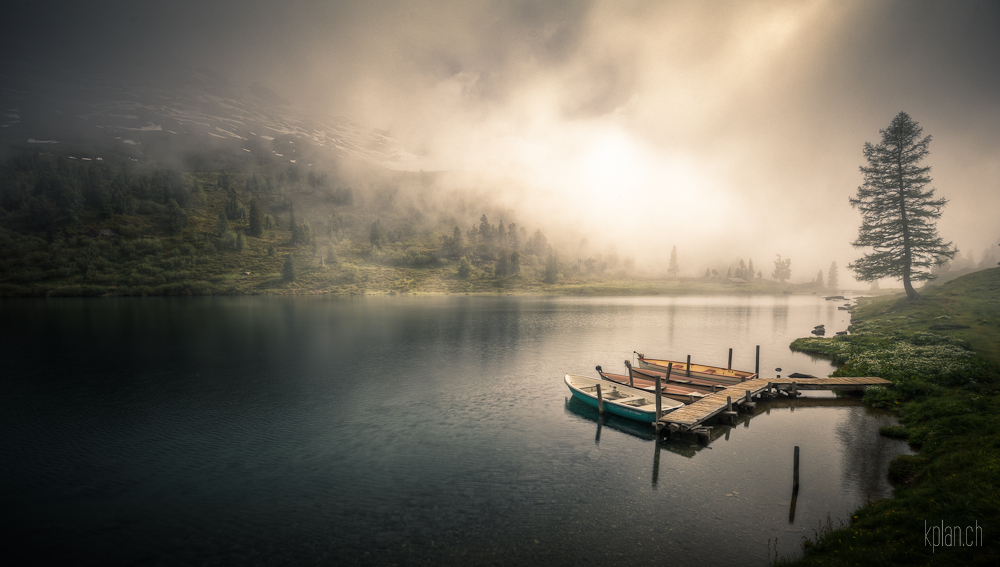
625,362 -> 729,392
636,356 -> 756,385
597,369 -> 710,404
564,374 -> 680,423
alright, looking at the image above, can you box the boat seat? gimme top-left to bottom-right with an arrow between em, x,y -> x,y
613,396 -> 647,404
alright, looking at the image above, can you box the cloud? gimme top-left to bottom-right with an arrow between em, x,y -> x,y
4,0 -> 998,282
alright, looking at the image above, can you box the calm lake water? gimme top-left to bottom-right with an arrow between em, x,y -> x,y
1,294 -> 912,566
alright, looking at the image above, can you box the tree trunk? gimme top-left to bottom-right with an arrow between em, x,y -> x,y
902,273 -> 920,300
897,147 -> 919,300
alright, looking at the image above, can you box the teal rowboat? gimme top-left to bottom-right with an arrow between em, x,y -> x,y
564,374 -> 682,424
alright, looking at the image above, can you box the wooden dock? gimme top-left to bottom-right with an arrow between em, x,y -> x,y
656,376 -> 891,432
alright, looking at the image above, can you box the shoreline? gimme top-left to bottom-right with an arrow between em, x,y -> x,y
782,269 -> 1000,565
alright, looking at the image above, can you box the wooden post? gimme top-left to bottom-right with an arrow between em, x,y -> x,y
712,384 -> 717,393
596,383 -> 605,415
688,393 -> 694,404
755,345 -> 760,377
789,446 -> 802,524
793,446 -> 800,491
791,381 -> 798,396
652,441 -> 661,487
686,355 -> 691,377
728,348 -> 733,370
654,373 -> 662,418
665,362 -> 673,383
745,389 -> 751,404
727,395 -> 732,412
625,360 -> 634,387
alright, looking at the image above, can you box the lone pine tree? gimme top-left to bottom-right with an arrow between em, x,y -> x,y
667,246 -> 679,277
849,112 -> 954,299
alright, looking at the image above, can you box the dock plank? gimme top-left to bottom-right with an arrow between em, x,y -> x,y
658,377 -> 891,429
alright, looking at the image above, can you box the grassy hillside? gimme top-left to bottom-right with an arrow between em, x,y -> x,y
786,269 -> 1000,566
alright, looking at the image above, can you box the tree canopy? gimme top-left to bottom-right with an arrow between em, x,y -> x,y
848,112 -> 954,299
772,254 -> 791,282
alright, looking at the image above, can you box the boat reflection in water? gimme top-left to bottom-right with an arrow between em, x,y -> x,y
565,391 -> 874,462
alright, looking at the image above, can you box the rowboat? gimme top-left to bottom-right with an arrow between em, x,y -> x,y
624,361 -> 729,390
635,353 -> 756,384
595,365 -> 715,404
564,374 -> 682,423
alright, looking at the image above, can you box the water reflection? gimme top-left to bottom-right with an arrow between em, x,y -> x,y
1,295 -> 912,567
835,405 -> 907,503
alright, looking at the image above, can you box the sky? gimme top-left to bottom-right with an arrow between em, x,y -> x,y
3,0 -> 999,282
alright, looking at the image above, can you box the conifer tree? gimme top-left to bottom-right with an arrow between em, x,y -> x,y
248,198 -> 263,237
495,252 -> 510,277
849,112 -> 954,299
289,203 -> 300,244
369,219 -> 385,248
167,199 -> 187,234
544,246 -> 558,283
282,253 -> 296,281
827,262 -> 839,290
216,212 -> 228,236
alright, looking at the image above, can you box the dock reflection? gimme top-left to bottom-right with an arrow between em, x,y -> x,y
567,393 -> 883,498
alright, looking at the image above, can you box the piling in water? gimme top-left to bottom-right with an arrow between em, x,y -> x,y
596,383 -> 605,415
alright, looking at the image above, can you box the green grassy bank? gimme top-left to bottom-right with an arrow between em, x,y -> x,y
785,268 -> 1000,565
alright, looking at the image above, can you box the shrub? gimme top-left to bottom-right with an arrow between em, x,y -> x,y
878,425 -> 909,439
887,454 -> 928,484
862,385 -> 900,408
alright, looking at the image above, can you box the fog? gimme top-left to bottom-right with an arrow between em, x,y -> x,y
4,0 -> 999,283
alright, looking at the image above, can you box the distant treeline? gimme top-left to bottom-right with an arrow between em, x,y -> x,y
0,150 -> 575,296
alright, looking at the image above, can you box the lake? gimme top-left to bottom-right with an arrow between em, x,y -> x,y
0,294 -> 912,566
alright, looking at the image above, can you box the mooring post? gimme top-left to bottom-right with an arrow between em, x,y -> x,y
789,445 -> 800,523
625,360 -> 634,388
652,440 -> 661,487
791,381 -> 798,396
686,355 -> 691,377
596,383 -> 605,415
755,345 -> 760,377
654,372 -> 662,418
712,384 -> 717,394
665,362 -> 673,383
688,393 -> 694,404
793,446 -> 800,491
727,395 -> 732,412
728,348 -> 733,370
745,389 -> 751,404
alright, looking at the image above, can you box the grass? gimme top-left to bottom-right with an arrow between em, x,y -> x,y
783,268 -> 1000,566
